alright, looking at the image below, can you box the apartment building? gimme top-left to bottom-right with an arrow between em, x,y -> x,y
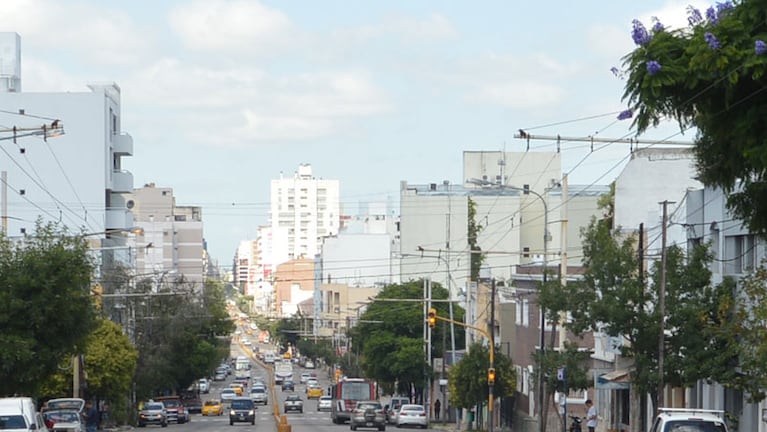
270,164 -> 340,259
0,33 -> 135,267
126,184 -> 205,285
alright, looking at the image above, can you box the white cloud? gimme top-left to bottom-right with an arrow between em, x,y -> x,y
0,0 -> 154,67
168,0 -> 297,54
348,13 -> 458,42
470,81 -> 565,109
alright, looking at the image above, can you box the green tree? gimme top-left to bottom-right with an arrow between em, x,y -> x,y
448,342 -> 515,410
133,278 -> 233,400
0,222 -> 96,396
350,281 -> 465,396
621,3 -> 767,237
468,197 -> 485,281
83,319 -> 138,424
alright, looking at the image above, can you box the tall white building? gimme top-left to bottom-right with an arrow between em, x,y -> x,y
270,164 -> 340,259
0,33 -> 135,264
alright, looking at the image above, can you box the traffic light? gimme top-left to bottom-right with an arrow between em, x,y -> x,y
487,367 -> 496,385
428,308 -> 437,329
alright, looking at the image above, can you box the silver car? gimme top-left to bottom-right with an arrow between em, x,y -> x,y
318,396 -> 332,412
350,401 -> 386,431
43,410 -> 84,432
396,404 -> 428,429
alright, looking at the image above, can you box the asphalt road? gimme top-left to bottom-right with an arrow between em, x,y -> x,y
172,326 -> 443,432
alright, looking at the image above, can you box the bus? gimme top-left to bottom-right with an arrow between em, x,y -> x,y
330,378 -> 377,424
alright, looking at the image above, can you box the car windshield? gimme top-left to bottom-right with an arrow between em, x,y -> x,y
144,404 -> 164,411
230,400 -> 252,409
251,388 -> 265,394
222,390 -> 234,394
0,415 -> 27,429
664,421 -> 727,432
286,396 -> 301,401
357,402 -> 381,410
161,400 -> 179,408
203,401 -> 219,406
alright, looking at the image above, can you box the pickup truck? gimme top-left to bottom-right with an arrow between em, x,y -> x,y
649,408 -> 728,432
153,396 -> 189,424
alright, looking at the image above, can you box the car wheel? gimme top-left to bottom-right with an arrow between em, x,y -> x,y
351,425 -> 357,431
161,423 -> 167,428
229,421 -> 234,426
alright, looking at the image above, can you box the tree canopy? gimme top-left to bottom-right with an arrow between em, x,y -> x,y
349,280 -> 465,396
622,1 -> 767,237
448,342 -> 515,410
0,222 -> 96,396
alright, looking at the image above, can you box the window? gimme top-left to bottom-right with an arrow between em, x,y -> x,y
515,299 -> 529,326
724,234 -> 756,274
523,247 -> 530,258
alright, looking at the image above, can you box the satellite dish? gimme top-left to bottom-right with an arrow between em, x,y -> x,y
126,200 -> 135,209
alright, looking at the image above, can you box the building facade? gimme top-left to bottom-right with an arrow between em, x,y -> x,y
0,33 -> 135,269
125,183 -> 205,285
270,164 -> 340,260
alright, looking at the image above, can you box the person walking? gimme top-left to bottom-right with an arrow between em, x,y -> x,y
585,399 -> 598,432
83,401 -> 99,432
433,399 -> 441,421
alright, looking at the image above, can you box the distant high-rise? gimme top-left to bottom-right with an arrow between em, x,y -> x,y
0,32 -> 21,92
270,164 -> 340,259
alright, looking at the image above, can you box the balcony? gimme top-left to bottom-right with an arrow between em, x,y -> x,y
106,208 -> 132,229
112,133 -> 133,156
111,170 -> 134,193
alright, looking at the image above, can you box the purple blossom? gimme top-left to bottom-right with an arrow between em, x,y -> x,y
716,1 -> 734,14
617,109 -> 633,121
687,6 -> 703,27
647,60 -> 662,75
631,19 -> 652,45
651,16 -> 664,33
756,40 -> 767,55
706,6 -> 718,24
610,66 -> 620,76
705,32 -> 720,50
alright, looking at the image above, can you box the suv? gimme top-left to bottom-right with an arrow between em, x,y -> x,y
386,397 -> 409,424
153,397 -> 187,424
228,397 -> 256,425
137,402 -> 168,428
649,408 -> 728,432
350,400 -> 386,431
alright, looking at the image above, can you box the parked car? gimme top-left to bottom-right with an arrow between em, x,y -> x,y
395,404 -> 428,429
43,409 -> 84,432
201,400 -> 224,416
281,380 -> 295,392
153,397 -> 188,424
198,378 -> 210,394
137,402 -> 168,428
318,396 -> 332,412
249,388 -> 268,406
220,389 -> 237,402
228,397 -> 256,426
350,400 -> 386,431
283,395 -> 303,414
386,397 -> 409,424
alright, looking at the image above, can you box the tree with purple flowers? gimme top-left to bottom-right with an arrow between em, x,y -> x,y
621,1 -> 767,239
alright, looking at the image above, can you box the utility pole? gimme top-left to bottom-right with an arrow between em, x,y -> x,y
489,278 -> 496,432
657,201 -> 672,408
558,175 -> 568,350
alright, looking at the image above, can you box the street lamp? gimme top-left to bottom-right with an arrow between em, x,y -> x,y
467,179 -> 550,426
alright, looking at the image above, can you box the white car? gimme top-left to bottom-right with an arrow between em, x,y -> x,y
198,378 -> 210,394
304,360 -> 315,369
306,378 -> 318,388
318,396 -> 332,412
220,389 -> 236,402
396,404 -> 428,429
299,372 -> 311,384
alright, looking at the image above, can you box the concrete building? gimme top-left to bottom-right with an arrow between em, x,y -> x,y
317,283 -> 380,343
274,258 -> 316,317
126,183 -> 205,285
270,164 -> 340,260
685,186 -> 767,432
0,33 -> 135,270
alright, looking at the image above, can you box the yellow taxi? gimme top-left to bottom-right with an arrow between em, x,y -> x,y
306,385 -> 323,399
201,399 -> 224,416
229,383 -> 244,396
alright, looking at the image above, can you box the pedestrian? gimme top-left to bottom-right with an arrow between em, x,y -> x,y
83,401 -> 99,432
434,399 -> 441,421
585,399 -> 598,432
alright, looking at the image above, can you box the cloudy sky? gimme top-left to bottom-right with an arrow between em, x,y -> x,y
0,0 -> 706,264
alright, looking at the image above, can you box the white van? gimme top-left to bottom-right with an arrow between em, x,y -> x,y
0,397 -> 47,432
